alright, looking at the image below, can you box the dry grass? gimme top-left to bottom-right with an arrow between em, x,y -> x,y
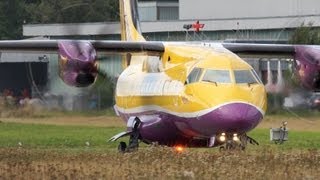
0,147 -> 319,179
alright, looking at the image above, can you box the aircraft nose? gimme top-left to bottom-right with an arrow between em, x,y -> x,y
214,103 -> 263,132
196,102 -> 264,135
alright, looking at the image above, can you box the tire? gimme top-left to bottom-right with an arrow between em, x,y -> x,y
219,146 -> 225,152
118,141 -> 127,153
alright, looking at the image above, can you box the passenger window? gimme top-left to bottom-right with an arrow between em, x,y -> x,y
234,70 -> 258,84
187,68 -> 203,84
202,70 -> 231,83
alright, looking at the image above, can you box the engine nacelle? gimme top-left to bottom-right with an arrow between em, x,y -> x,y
294,46 -> 320,91
58,41 -> 98,87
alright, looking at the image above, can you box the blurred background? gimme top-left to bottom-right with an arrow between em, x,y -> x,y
1,0 -> 320,114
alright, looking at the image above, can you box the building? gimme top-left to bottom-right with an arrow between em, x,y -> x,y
0,53 -> 48,98
23,0 -> 320,42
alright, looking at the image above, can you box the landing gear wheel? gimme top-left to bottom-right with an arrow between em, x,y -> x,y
226,141 -> 233,150
118,141 -> 127,153
219,146 -> 225,152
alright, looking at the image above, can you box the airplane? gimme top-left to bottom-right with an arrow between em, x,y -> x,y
0,0 -> 320,152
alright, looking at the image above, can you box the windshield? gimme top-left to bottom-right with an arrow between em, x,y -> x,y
187,68 -> 203,84
202,70 -> 231,83
251,69 -> 262,83
234,70 -> 258,84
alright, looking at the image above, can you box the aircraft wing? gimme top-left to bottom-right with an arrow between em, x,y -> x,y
0,40 -> 165,55
221,42 -> 320,63
221,42 -> 320,91
222,43 -> 295,57
0,39 -> 165,87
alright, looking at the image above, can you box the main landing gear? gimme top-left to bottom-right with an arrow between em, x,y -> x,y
118,118 -> 141,153
218,133 -> 259,151
108,117 -> 142,153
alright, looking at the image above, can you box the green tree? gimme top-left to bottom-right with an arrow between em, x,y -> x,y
0,1 -> 28,39
25,0 -> 119,24
88,74 -> 115,109
0,0 -> 119,39
289,22 -> 320,44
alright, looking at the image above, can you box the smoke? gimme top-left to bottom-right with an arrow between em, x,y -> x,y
43,54 -> 89,111
283,89 -> 311,108
265,60 -> 286,94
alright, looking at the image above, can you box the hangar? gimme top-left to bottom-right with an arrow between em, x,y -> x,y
0,54 -> 48,98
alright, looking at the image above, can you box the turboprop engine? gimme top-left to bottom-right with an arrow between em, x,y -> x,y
58,41 -> 98,87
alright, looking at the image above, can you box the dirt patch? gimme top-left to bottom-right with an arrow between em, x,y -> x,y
258,116 -> 320,132
0,116 -> 125,127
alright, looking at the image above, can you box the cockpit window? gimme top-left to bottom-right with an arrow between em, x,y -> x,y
251,69 -> 262,84
202,70 -> 231,83
234,70 -> 258,84
187,68 -> 203,84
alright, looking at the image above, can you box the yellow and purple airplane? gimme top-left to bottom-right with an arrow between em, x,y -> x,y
0,0 -> 320,151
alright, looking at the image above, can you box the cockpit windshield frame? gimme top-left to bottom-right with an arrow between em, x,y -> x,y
234,69 -> 261,84
186,67 -> 204,84
186,67 -> 262,86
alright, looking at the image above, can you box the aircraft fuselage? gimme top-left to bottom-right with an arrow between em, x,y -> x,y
114,44 -> 267,147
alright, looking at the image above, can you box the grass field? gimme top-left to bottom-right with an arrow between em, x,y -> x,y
0,113 -> 320,179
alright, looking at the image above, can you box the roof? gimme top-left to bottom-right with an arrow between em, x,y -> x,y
23,14 -> 320,37
0,53 -> 49,63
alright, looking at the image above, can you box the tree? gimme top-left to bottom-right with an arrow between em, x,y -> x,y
289,22 -> 320,45
25,0 -> 119,24
0,0 -> 119,39
0,1 -> 28,40
88,74 -> 115,109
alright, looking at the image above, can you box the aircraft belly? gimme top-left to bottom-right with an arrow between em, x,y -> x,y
117,110 -> 189,145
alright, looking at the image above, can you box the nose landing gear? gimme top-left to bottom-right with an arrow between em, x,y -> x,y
218,133 -> 259,151
109,117 -> 142,153
118,118 -> 141,153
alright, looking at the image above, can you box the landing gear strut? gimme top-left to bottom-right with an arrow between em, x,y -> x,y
219,133 -> 259,151
239,133 -> 259,150
118,118 -> 141,153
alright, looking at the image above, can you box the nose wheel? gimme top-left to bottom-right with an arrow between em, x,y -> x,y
219,133 -> 259,151
118,141 -> 127,152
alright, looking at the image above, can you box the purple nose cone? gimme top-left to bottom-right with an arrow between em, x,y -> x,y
196,103 -> 263,135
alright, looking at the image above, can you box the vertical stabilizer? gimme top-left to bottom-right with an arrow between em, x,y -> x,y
120,0 -> 145,42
